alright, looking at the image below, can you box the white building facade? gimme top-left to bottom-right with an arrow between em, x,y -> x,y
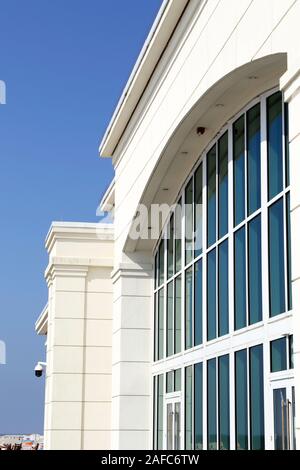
38,0 -> 300,450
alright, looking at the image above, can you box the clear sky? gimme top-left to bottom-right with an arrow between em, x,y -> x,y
0,0 -> 162,434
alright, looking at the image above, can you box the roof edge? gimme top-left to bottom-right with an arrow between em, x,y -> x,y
99,0 -> 190,158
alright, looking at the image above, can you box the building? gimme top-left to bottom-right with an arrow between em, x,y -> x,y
36,0 -> 300,450
36,223 -> 114,449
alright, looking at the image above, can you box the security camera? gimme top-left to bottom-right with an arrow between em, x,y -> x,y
35,362 -> 46,378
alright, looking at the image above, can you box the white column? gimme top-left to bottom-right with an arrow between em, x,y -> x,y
111,258 -> 153,450
281,61 -> 300,450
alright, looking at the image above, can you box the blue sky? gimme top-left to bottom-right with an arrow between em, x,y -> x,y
0,0 -> 162,434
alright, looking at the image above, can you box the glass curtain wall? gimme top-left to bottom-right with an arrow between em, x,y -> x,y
153,90 -> 292,450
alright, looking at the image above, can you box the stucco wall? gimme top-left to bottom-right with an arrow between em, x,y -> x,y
112,0 -> 299,258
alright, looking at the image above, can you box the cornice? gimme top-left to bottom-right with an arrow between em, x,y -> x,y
35,303 -> 48,335
99,0 -> 191,159
45,222 -> 114,253
45,256 -> 113,283
111,262 -> 153,284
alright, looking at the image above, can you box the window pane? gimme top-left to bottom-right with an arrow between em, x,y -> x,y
175,276 -> 182,354
235,349 -> 248,450
207,358 -> 217,450
234,116 -> 245,226
218,132 -> 228,238
154,293 -> 157,361
247,104 -> 261,215
158,289 -> 164,360
185,178 -> 193,265
234,227 -> 246,330
219,240 -> 229,336
175,369 -> 181,392
207,249 -> 216,341
271,337 -> 287,372
158,239 -> 164,286
195,363 -> 203,450
195,259 -> 203,346
273,388 -> 287,450
157,375 -> 164,450
289,335 -> 294,369
268,92 -> 283,200
167,216 -> 174,279
175,199 -> 182,273
219,355 -> 230,450
185,267 -> 193,349
269,199 -> 285,317
207,145 -> 217,247
185,366 -> 193,450
248,216 -> 262,324
250,345 -> 265,450
195,164 -> 203,257
286,193 -> 292,310
166,371 -> 173,393
153,376 -> 156,448
167,282 -> 174,357
284,102 -> 290,187
155,253 -> 158,289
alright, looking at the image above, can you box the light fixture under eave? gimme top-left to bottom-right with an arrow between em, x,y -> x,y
248,75 -> 258,80
181,151 -> 188,155
216,103 -> 225,108
162,188 -> 169,191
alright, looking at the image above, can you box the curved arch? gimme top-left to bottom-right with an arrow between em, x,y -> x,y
124,53 -> 287,254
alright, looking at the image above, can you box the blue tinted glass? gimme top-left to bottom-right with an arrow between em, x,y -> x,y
284,103 -> 290,187
195,363 -> 203,450
175,276 -> 182,354
207,146 -> 216,247
271,337 -> 287,372
158,289 -> 164,360
157,375 -> 164,449
289,335 -> 294,369
234,116 -> 245,226
185,366 -> 193,450
218,133 -> 228,238
235,349 -> 248,450
175,199 -> 182,273
219,240 -> 229,336
167,282 -> 174,357
158,240 -> 164,286
207,249 -> 216,341
175,369 -> 181,392
154,293 -> 158,361
167,216 -> 174,279
185,267 -> 193,349
269,198 -> 285,317
273,388 -> 287,450
234,227 -> 246,330
247,104 -> 261,215
219,355 -> 230,450
286,194 -> 292,310
166,371 -> 174,393
185,178 -> 193,265
195,165 -> 203,257
207,358 -> 217,450
250,345 -> 265,450
249,216 -> 262,324
268,92 -> 283,200
195,260 -> 202,346
155,253 -> 158,289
